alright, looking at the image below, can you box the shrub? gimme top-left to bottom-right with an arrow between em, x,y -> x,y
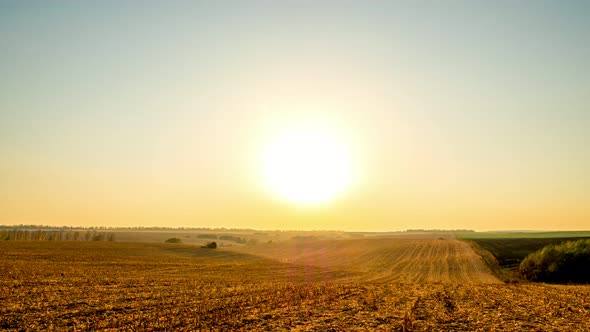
202,241 -> 217,249
519,239 -> 590,283
165,237 -> 182,244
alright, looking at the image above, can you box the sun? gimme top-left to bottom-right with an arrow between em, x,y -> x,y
261,122 -> 353,205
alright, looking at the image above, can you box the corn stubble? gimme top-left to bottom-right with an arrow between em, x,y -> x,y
1,241 -> 589,331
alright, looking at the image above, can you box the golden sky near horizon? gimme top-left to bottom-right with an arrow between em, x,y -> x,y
1,2 -> 589,231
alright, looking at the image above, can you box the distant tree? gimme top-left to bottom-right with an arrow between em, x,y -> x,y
165,237 -> 183,244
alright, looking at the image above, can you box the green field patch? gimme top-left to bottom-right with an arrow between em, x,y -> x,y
466,237 -> 590,268
457,231 -> 590,239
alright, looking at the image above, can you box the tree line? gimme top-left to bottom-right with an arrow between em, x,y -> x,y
0,229 -> 115,242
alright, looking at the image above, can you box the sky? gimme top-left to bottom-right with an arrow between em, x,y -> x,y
1,1 -> 589,231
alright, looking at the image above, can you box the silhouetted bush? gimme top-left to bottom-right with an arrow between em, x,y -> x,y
202,241 -> 217,249
519,239 -> 590,283
165,237 -> 182,244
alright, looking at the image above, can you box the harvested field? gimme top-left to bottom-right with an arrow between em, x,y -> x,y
230,235 -> 501,284
1,240 -> 590,331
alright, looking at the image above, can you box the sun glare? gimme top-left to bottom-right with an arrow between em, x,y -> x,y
261,122 -> 353,205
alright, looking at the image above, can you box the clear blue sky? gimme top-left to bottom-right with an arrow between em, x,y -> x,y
1,1 -> 589,230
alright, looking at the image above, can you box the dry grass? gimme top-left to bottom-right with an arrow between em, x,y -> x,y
1,240 -> 590,331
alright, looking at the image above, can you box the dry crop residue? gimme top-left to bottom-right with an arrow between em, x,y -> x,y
2,240 -> 590,331
230,235 -> 501,284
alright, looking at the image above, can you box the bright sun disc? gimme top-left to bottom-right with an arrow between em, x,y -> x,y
261,123 -> 353,205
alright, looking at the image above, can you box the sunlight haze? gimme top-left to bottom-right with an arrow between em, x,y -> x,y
1,1 -> 588,231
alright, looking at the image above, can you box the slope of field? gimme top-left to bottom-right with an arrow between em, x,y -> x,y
229,235 -> 500,284
1,241 -> 590,331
